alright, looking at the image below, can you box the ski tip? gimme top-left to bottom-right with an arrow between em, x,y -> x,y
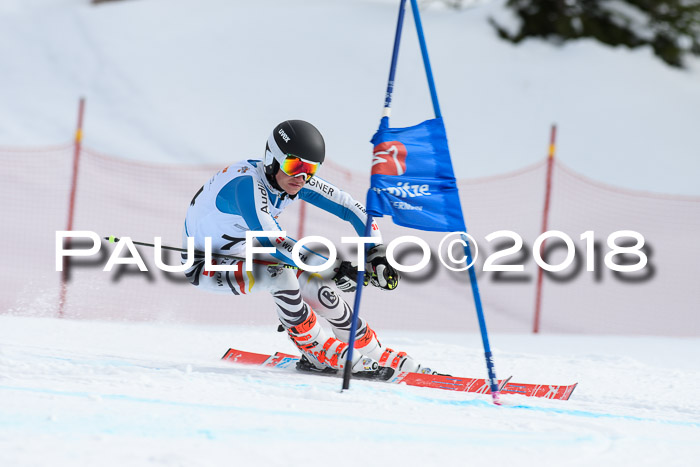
564,382 -> 579,400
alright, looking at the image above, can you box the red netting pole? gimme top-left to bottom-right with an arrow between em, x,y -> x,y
533,124 -> 557,333
297,200 -> 306,240
58,97 -> 86,318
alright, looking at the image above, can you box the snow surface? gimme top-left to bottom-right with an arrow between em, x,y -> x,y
1,315 -> 700,466
1,0 -> 699,195
3,1 -> 700,465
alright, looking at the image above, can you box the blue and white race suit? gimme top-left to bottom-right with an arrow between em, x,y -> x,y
184,159 -> 379,269
182,159 -> 379,333
182,159 -> 423,373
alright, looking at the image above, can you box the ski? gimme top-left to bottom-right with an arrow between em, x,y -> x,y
499,381 -> 578,400
221,348 -> 509,395
221,348 -> 578,400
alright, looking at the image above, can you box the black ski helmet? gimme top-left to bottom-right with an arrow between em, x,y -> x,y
264,120 -> 325,179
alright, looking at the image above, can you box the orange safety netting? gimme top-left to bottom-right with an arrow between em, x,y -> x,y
2,145 -> 699,336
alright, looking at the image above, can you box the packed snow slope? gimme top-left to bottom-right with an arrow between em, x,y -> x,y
1,0 -> 699,195
3,2 -> 700,465
1,315 -> 699,466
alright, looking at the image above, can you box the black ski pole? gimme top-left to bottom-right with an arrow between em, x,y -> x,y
103,236 -> 296,268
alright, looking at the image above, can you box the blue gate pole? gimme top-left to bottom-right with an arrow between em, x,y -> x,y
411,0 -> 501,403
341,215 -> 375,390
409,0 -> 441,119
463,237 -> 501,403
342,0 -> 408,392
382,0 -> 408,117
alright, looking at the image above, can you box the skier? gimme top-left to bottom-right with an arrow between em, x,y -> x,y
182,120 -> 430,376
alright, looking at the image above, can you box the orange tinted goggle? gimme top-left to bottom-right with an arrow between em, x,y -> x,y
280,156 -> 319,180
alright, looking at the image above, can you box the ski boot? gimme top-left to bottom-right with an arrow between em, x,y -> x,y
373,346 -> 449,380
296,354 -> 379,375
286,308 -> 375,373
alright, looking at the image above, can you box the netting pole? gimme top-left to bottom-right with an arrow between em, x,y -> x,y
533,124 -> 557,333
297,200 -> 307,240
58,97 -> 86,318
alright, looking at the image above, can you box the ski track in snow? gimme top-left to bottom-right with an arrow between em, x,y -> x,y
1,316 -> 699,466
2,1 -> 699,465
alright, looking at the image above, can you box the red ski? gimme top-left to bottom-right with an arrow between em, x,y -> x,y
500,381 -> 578,400
221,348 -> 507,394
221,348 -> 577,400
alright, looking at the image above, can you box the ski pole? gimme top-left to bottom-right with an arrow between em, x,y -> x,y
342,0 -> 408,392
103,236 -> 290,268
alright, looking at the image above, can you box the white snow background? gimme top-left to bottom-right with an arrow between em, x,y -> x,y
1,0 -> 700,466
2,316 -> 700,466
1,0 -> 699,194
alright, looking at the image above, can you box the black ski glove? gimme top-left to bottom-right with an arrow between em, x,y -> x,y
332,260 -> 360,292
365,245 -> 399,291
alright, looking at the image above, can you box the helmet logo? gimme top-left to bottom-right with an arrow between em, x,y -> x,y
278,128 -> 290,143
372,141 -> 407,176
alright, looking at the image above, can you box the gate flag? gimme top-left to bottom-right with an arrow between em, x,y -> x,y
344,0 -> 501,405
366,116 -> 466,232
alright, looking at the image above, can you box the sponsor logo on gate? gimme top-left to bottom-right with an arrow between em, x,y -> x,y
393,201 -> 423,211
372,141 -> 407,176
372,182 -> 433,199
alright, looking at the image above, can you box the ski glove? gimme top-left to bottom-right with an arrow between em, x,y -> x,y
332,260 -> 360,292
365,245 -> 399,291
